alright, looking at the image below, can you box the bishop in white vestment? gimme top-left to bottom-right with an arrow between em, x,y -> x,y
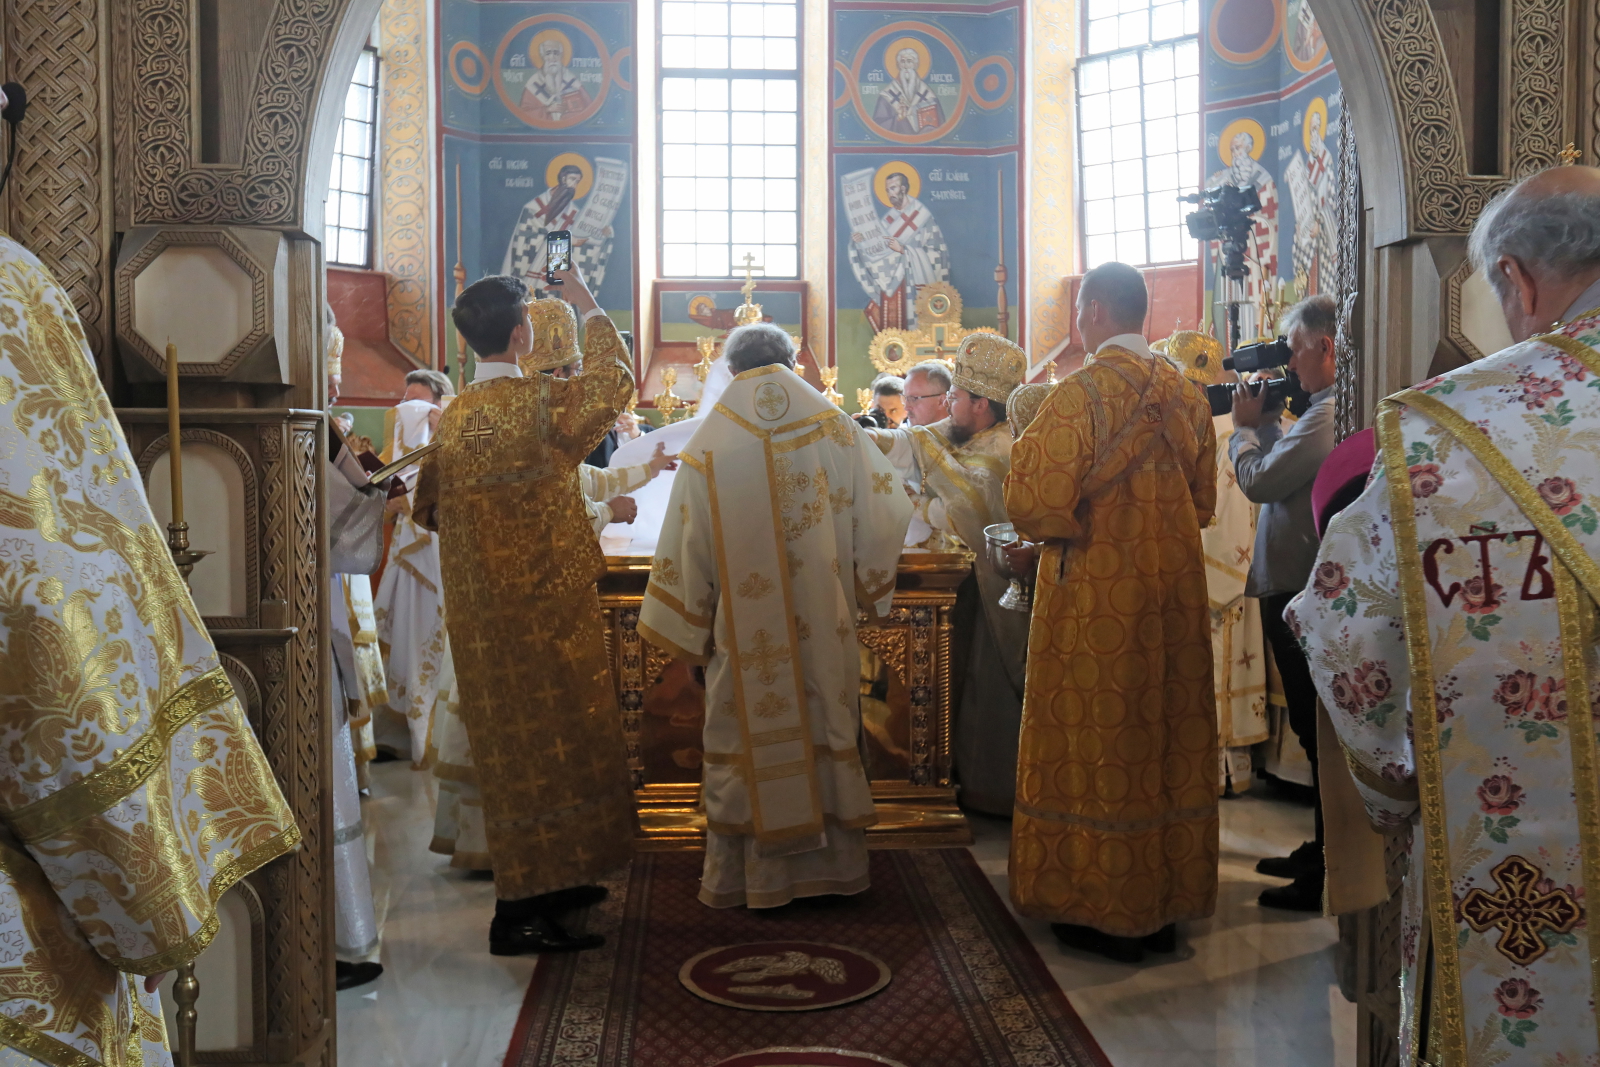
1290,168 -> 1600,1066
639,324 -> 911,907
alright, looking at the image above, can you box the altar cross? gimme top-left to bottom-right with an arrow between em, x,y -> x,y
739,252 -> 764,305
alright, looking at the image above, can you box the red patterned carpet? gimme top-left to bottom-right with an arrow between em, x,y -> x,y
502,849 -> 1113,1067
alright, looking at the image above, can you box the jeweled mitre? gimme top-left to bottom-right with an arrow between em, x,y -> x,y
1162,330 -> 1224,386
952,333 -> 1028,403
522,298 -> 582,373
1006,381 -> 1052,435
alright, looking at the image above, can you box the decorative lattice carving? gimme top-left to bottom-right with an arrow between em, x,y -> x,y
1334,95 -> 1363,440
5,0 -> 112,358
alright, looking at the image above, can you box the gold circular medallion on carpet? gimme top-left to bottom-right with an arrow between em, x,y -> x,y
710,1048 -> 909,1066
678,941 -> 892,1011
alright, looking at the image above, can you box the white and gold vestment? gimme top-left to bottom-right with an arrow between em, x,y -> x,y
639,364 -> 911,907
1289,307 -> 1600,1066
0,235 -> 298,1065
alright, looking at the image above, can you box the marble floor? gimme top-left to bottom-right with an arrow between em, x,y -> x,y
337,763 -> 1355,1066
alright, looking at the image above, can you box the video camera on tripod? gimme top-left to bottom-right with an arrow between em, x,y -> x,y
1180,184 -> 1261,282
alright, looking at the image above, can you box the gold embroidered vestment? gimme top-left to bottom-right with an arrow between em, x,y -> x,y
0,235 -> 298,1066
1004,347 -> 1219,937
414,314 -> 635,899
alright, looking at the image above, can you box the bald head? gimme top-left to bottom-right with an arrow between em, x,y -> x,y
1077,262 -> 1149,354
1469,165 -> 1600,341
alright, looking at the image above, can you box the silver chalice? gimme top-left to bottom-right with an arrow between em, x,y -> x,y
983,522 -> 1034,613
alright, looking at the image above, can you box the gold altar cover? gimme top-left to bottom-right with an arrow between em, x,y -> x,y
1004,346 -> 1219,938
0,235 -> 299,1065
415,313 -> 636,899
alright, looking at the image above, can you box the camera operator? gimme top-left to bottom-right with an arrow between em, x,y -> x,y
1227,293 -> 1338,912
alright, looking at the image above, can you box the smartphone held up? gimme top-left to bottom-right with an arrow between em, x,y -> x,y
545,230 -> 572,286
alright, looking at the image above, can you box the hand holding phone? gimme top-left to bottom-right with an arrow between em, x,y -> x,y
545,230 -> 572,286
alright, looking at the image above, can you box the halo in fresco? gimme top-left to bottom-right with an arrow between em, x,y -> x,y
838,21 -> 1014,145
491,13 -> 619,130
1283,0 -> 1329,71
1302,97 -> 1329,152
545,152 -> 595,199
1217,118 -> 1266,166
1207,0 -> 1284,65
882,37 -> 932,78
529,27 -> 574,67
873,161 -> 922,205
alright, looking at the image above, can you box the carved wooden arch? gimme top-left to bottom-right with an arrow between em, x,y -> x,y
119,0 -> 387,230
1309,0 -> 1571,244
135,427 -> 261,628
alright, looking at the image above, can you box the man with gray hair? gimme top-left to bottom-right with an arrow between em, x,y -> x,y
1288,166 -> 1600,1066
903,358 -> 952,426
1228,292 -> 1339,911
640,321 -> 911,908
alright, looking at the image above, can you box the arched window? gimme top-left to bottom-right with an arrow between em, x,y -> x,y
326,46 -> 381,268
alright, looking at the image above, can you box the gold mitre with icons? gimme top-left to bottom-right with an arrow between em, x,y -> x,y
1157,330 -> 1225,386
951,332 -> 1028,402
520,296 -> 582,373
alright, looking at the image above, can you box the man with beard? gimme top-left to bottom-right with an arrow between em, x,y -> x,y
849,172 -> 948,326
865,335 -> 1030,815
520,34 -> 591,123
873,47 -> 945,135
503,163 -> 584,294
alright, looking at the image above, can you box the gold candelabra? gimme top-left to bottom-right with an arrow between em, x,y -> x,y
655,367 -> 684,423
819,364 -> 842,407
694,335 -> 717,383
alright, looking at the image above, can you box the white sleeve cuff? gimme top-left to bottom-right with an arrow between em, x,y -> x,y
583,306 -> 608,322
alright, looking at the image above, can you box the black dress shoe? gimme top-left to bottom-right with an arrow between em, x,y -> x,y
489,914 -> 605,956
1140,924 -> 1177,953
529,885 -> 608,913
1259,875 -> 1323,912
370,747 -> 402,764
1256,840 -> 1322,879
335,961 -> 384,990
1051,922 -> 1144,963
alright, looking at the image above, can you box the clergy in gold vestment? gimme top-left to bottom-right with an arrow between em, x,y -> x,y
867,335 -> 1030,816
1005,263 -> 1218,963
414,269 -> 634,955
0,233 -> 299,1063
638,323 -> 911,908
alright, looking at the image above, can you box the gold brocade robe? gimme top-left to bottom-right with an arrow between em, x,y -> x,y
0,235 -> 299,1065
414,315 -> 635,900
1004,346 -> 1219,937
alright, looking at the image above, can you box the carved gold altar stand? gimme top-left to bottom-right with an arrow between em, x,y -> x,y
599,550 -> 975,851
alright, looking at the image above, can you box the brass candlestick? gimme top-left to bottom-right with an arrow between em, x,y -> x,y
166,522 -> 212,585
173,962 -> 200,1067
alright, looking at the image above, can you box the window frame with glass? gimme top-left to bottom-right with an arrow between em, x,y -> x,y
325,44 -> 381,270
657,0 -> 803,280
1074,0 -> 1201,271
